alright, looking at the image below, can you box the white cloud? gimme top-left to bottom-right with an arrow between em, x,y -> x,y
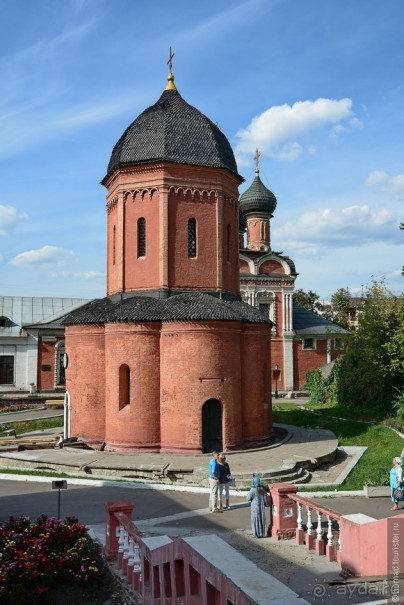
49,270 -> 105,281
10,245 -> 76,267
365,170 -> 404,197
365,170 -> 388,187
276,142 -> 302,161
0,205 -> 29,236
235,98 -> 355,162
274,204 -> 399,257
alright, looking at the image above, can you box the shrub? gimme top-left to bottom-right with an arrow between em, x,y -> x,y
0,515 -> 101,604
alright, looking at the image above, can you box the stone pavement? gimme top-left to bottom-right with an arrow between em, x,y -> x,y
0,406 -> 346,487
1,405 -> 403,605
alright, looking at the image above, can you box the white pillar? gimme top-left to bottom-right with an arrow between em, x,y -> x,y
64,391 -> 71,439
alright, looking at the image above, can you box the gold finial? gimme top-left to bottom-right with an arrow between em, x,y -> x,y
165,46 -> 177,91
254,148 -> 261,175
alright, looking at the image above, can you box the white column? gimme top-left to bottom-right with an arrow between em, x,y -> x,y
64,391 -> 71,439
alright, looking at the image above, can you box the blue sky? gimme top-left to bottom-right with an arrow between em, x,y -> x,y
1,0 -> 403,301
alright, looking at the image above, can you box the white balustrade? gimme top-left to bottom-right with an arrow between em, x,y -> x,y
306,508 -> 313,536
127,536 -> 135,568
316,511 -> 323,542
118,525 -> 125,554
122,530 -> 130,562
297,503 -> 302,531
327,516 -> 333,547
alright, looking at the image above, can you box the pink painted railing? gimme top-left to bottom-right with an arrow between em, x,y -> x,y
104,499 -> 310,605
269,483 -> 404,578
104,500 -> 143,596
269,484 -> 341,563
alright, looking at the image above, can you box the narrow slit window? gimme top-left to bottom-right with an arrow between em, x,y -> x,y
113,226 -> 116,265
188,218 -> 197,257
227,224 -> 231,262
119,364 -> 130,410
138,217 -> 146,257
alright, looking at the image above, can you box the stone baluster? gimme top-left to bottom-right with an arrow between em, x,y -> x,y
326,516 -> 336,561
126,536 -> 135,582
117,525 -> 126,568
132,542 -> 142,592
306,507 -> 315,549
296,502 -> 304,544
337,521 -> 342,564
315,511 -> 325,555
122,530 -> 130,575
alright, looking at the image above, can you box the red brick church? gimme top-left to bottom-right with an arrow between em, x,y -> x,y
63,68 -> 274,454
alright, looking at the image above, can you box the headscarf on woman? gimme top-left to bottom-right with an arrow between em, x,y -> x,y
252,475 -> 261,488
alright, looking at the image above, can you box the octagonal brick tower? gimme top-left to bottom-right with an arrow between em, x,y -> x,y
64,69 -> 274,454
102,71 -> 242,299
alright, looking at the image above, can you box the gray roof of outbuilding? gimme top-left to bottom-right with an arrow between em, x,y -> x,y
0,296 -> 90,334
105,89 -> 241,180
293,303 -> 349,335
63,292 -> 272,326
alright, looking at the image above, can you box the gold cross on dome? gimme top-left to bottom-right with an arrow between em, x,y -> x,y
167,46 -> 175,72
254,148 -> 261,173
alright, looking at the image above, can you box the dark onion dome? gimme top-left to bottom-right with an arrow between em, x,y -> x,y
239,173 -> 277,217
63,292 -> 272,326
104,75 -> 241,181
239,207 -> 247,231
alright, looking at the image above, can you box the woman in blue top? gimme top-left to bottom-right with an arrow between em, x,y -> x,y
390,456 -> 403,511
246,475 -> 267,538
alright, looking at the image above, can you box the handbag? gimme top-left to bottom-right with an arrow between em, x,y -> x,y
263,491 -> 271,507
393,486 -> 404,501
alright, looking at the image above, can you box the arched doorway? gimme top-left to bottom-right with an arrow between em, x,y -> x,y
202,399 -> 222,453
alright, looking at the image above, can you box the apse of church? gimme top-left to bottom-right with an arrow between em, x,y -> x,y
64,63 -> 274,454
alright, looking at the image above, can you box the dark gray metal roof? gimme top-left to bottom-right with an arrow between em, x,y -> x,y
63,292 -> 272,326
293,303 -> 349,336
105,89 -> 241,180
239,174 -> 277,216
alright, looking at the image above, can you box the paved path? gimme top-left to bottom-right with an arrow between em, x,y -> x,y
0,476 -> 401,605
0,407 -> 340,487
0,405 -> 402,604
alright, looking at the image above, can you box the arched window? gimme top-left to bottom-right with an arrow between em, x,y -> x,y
188,218 -> 197,258
119,364 -> 130,410
138,218 -> 146,257
227,224 -> 231,262
113,226 -> 116,265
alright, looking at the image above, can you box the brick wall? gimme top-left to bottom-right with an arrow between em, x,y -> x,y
65,324 -> 106,446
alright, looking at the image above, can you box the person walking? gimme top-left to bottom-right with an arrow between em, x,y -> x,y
390,456 -> 403,511
218,453 -> 232,510
246,475 -> 268,537
208,451 -> 222,513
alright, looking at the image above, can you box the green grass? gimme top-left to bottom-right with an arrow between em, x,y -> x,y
0,417 -> 63,437
273,404 -> 403,491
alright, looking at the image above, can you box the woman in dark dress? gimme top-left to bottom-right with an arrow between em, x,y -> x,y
246,475 -> 267,538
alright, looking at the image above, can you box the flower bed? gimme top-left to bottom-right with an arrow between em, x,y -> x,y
0,515 -> 105,604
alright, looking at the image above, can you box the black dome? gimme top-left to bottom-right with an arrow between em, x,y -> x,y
239,174 -> 277,216
105,89 -> 240,179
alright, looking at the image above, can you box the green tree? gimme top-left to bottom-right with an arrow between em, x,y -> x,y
330,287 -> 352,329
293,288 -> 323,313
333,279 -> 404,413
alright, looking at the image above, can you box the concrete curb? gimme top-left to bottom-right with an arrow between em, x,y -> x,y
0,471 -> 366,498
